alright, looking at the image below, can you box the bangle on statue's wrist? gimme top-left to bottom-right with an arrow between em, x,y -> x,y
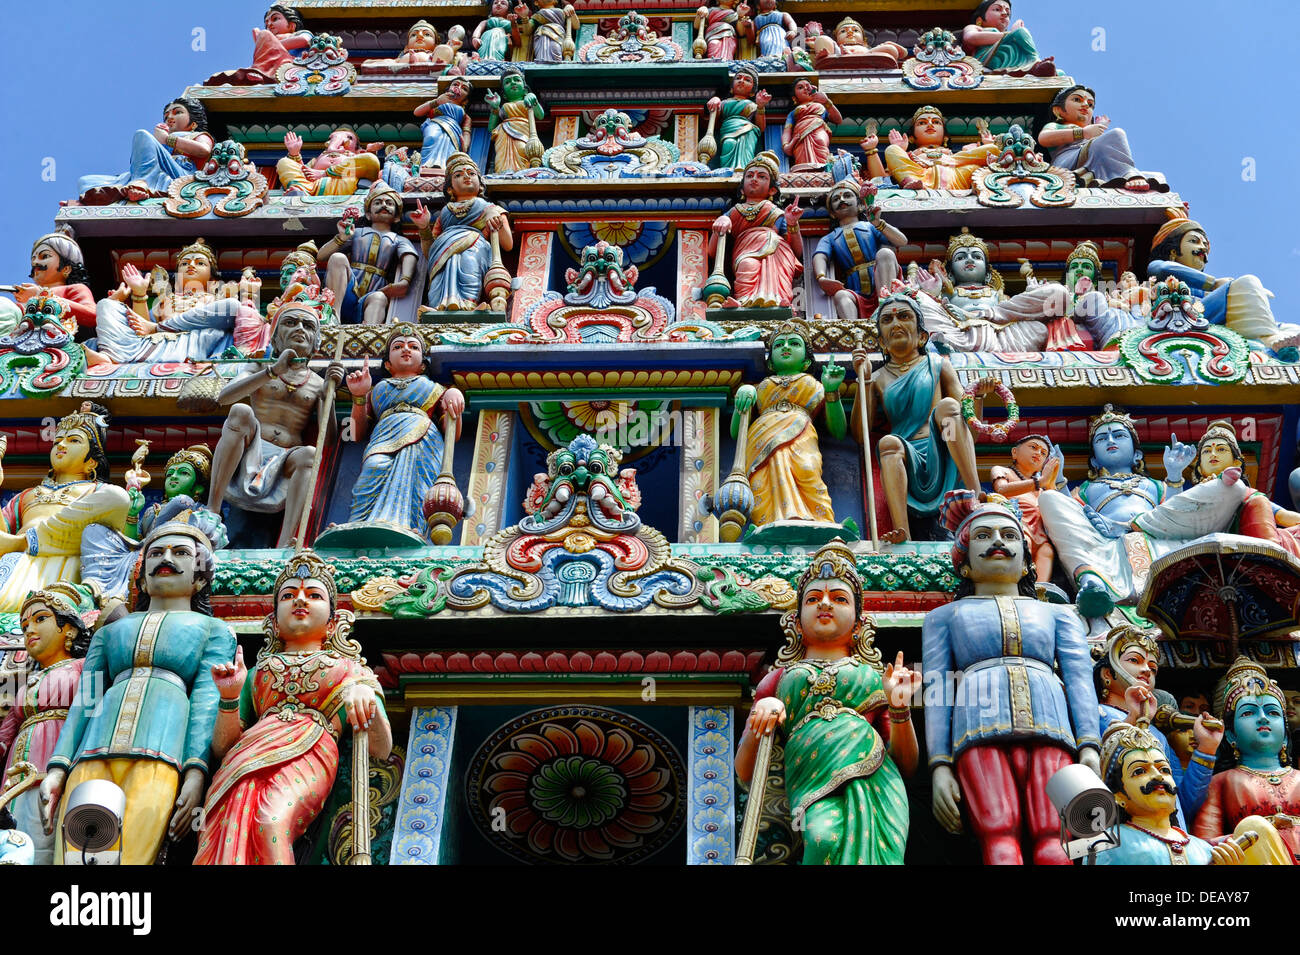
218,697 -> 240,712
888,706 -> 911,723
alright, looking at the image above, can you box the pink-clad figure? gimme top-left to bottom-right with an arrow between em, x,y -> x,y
781,79 -> 843,171
710,151 -> 803,308
206,5 -> 314,86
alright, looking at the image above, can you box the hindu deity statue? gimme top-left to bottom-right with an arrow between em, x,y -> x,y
0,403 -> 130,613
1194,658 -> 1300,863
859,290 -> 981,544
733,321 -> 845,527
781,79 -> 842,171
910,228 -> 1069,354
40,521 -> 236,864
740,0 -> 796,58
706,65 -> 769,171
1237,429 -> 1300,559
404,79 -> 473,178
989,433 -> 1067,583
486,68 -> 545,173
360,20 -> 466,73
522,0 -> 579,62
1096,722 -> 1248,866
922,492 -> 1101,865
409,153 -> 512,312
276,128 -> 383,198
320,182 -> 418,325
125,444 -> 228,550
266,241 -> 324,326
343,326 -> 466,539
710,152 -> 801,308
1038,85 -> 1156,192
1037,407 -> 1253,617
207,303 -> 345,548
813,177 -> 905,322
194,551 -> 390,864
1061,240 -> 1142,349
1147,211 -> 1300,353
960,0 -> 1055,76
883,106 -> 1000,191
0,585 -> 96,864
78,96 -> 214,205
806,16 -> 907,68
205,4 -> 313,85
736,540 -> 918,863
1,230 -> 96,336
94,238 -> 265,364
1093,625 -> 1218,829
693,0 -> 746,60
473,0 -> 522,61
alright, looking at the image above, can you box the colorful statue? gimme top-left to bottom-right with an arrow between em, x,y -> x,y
344,325 -> 465,538
1093,625 -> 1218,829
320,182 -> 418,325
78,97 -> 215,205
883,105 -> 999,191
205,4 -> 313,85
861,290 -> 981,543
806,16 -> 907,68
0,404 -> 130,613
1096,722 -> 1247,866
989,434 -> 1066,583
360,20 -> 466,73
1194,658 -> 1300,864
1,231 -> 96,336
1148,211 -> 1300,353
813,177 -> 904,322
706,65 -> 769,170
194,551 -> 390,864
709,152 -> 801,308
736,540 -> 918,863
207,303 -> 344,548
1038,85 -> 1155,192
40,521 -> 237,865
486,68 -> 545,173
523,0 -> 579,62
276,128 -> 383,197
741,0 -> 796,58
1238,433 -> 1300,559
473,0 -> 522,61
94,238 -> 265,364
693,0 -> 746,60
410,153 -> 513,312
781,79 -> 842,171
409,79 -> 473,174
1037,407 -> 1252,616
733,321 -> 845,527
0,585 -> 95,864
922,492 -> 1101,865
960,0 -> 1055,76
1062,240 -> 1142,349
125,445 -> 228,549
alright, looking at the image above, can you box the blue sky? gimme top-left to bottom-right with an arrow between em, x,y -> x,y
0,0 -> 1296,314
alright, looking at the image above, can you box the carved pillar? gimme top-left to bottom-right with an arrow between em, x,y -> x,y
676,228 -> 707,325
553,114 -> 580,148
461,410 -> 515,547
676,113 -> 699,163
510,231 -> 553,324
687,706 -> 735,865
389,706 -> 458,865
679,407 -> 719,543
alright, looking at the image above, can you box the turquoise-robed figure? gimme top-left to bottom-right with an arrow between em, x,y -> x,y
882,353 -> 959,515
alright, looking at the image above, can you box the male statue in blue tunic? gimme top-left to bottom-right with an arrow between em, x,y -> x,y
922,491 -> 1101,865
39,521 -> 236,864
813,178 -> 906,324
320,181 -> 418,325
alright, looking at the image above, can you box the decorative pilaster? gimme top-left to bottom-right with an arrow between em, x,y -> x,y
675,113 -> 699,163
679,408 -> 720,543
553,114 -> 580,147
389,706 -> 457,865
687,706 -> 735,865
676,228 -> 708,325
461,409 -> 515,547
510,231 -> 554,324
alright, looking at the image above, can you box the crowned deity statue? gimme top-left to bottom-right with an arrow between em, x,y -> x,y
473,0 -> 522,61
733,321 -> 846,528
858,290 -> 982,544
125,444 -> 228,550
486,68 -> 545,174
205,4 -> 314,85
706,65 -> 769,171
522,0 -> 579,62
781,79 -> 842,172
710,152 -> 802,309
342,326 -> 466,539
989,433 -> 1067,584
1061,240 -> 1142,349
813,177 -> 905,323
1037,407 -> 1253,617
883,105 -> 1000,192
40,521 -> 237,864
806,16 -> 907,68
693,0 -> 747,60
737,541 -> 918,863
740,0 -> 796,58
0,230 -> 97,337
1147,211 -> 1300,353
960,0 -> 1055,76
93,238 -> 266,365
194,551 -> 390,864
922,492 -> 1101,865
319,182 -> 418,325
1038,85 -> 1158,192
0,404 -> 131,613
207,303 -> 345,548
1192,658 -> 1300,864
0,585 -> 97,864
78,97 -> 215,205
276,127 -> 384,198
360,20 -> 466,73
409,153 -> 512,312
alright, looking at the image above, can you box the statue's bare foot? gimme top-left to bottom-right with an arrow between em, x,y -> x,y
1124,176 -> 1150,192
881,528 -> 908,544
123,181 -> 151,202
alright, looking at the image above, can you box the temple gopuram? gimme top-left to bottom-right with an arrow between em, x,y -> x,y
2,0 -> 1299,870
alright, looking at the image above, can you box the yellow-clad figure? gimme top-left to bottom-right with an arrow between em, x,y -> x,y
275,128 -> 383,198
883,106 -> 1000,191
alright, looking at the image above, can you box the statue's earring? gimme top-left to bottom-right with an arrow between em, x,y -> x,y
1230,742 -> 1240,761
959,566 -> 969,577
1020,567 -> 1029,577
63,628 -> 75,652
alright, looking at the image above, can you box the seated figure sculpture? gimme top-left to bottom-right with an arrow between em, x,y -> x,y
806,16 -> 907,69
360,20 -> 466,73
78,97 -> 215,205
405,79 -> 473,178
813,177 -> 905,323
1038,85 -> 1159,192
276,128 -> 383,198
125,444 -> 228,550
884,106 -> 1000,191
710,152 -> 802,309
205,4 -> 313,85
1062,240 -> 1142,349
320,182 -> 418,325
1,231 -> 97,336
989,433 -> 1066,584
960,0 -> 1055,76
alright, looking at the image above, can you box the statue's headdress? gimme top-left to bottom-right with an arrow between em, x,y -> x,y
776,540 -> 880,668
177,237 -> 219,275
31,227 -> 85,270
165,444 -> 213,483
274,548 -> 338,609
1214,656 -> 1286,720
941,490 -> 1025,572
1066,239 -> 1102,273
1092,623 -> 1161,696
21,582 -> 99,627
55,401 -> 109,459
363,180 -> 401,218
1151,208 -> 1206,257
1100,719 -> 1164,792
